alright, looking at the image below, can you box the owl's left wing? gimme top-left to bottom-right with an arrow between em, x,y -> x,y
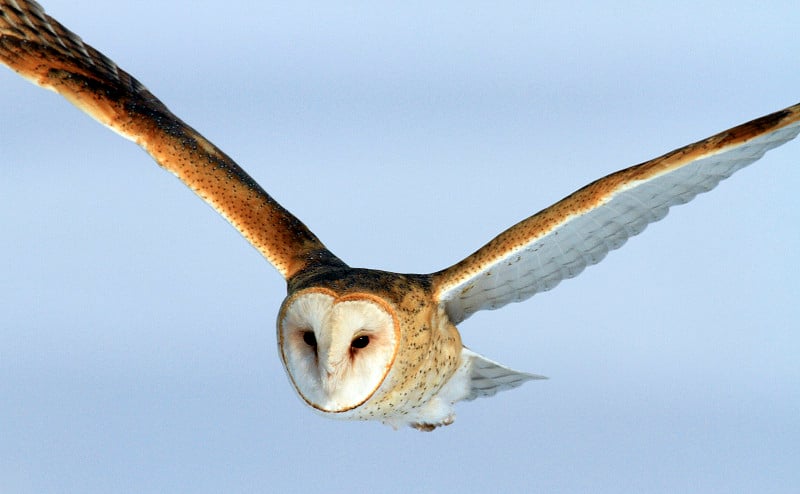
432,103 -> 800,324
0,0 -> 342,280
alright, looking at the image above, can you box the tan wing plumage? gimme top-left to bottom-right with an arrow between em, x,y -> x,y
0,0 -> 341,279
433,104 -> 800,324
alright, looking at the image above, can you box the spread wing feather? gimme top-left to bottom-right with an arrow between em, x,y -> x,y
433,104 -> 800,324
0,0 -> 341,280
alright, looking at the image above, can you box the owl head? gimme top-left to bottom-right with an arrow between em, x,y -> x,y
277,288 -> 401,416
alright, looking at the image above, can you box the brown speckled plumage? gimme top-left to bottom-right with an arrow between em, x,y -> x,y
0,0 -> 336,280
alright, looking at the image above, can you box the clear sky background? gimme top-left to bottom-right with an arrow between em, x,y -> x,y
1,1 -> 798,492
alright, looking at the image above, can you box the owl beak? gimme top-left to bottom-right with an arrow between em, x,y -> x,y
320,369 -> 340,395
320,356 -> 343,391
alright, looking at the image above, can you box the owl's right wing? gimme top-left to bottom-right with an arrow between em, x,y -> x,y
0,0 -> 342,280
432,103 -> 800,324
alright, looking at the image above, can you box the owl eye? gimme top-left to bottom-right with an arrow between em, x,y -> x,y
302,331 -> 317,348
351,335 -> 370,349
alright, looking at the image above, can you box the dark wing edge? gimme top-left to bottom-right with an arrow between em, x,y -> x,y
0,0 -> 343,280
432,103 -> 800,324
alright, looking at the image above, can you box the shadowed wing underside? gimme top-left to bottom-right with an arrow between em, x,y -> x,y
0,0 -> 340,280
433,104 -> 800,324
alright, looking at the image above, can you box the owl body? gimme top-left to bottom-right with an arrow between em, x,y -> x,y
279,268 -> 463,429
278,267 -> 538,428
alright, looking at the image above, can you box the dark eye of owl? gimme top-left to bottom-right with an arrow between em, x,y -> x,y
351,335 -> 370,349
302,331 -> 317,347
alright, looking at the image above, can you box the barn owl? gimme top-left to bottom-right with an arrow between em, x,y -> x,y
1,1 -> 798,431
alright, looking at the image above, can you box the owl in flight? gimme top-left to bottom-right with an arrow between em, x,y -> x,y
1,0 -> 798,431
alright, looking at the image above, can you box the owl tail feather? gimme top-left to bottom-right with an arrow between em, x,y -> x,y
460,348 -> 546,401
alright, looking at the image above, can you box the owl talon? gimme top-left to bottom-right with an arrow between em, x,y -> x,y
411,414 -> 454,431
411,423 -> 437,432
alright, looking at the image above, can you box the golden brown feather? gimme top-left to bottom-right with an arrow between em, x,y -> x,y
0,0 -> 339,279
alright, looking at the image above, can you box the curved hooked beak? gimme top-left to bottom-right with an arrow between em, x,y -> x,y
319,353 -> 345,393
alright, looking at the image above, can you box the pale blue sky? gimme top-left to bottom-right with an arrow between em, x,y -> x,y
1,1 -> 798,492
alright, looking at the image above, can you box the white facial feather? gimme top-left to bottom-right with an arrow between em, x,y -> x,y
278,292 -> 398,415
278,292 -> 333,405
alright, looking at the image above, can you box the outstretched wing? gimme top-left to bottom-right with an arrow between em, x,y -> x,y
432,103 -> 800,324
0,0 -> 342,280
